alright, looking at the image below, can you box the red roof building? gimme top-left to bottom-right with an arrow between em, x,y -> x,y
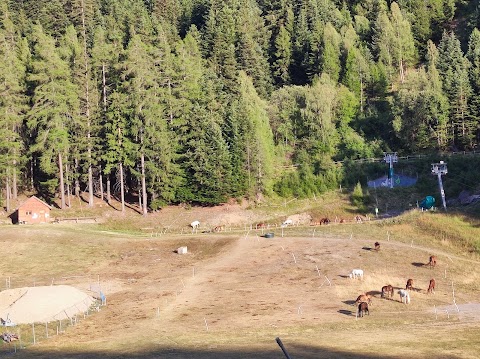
14,196 -> 52,224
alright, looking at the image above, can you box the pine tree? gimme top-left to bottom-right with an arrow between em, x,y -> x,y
438,31 -> 473,148
466,28 -> 480,145
91,21 -> 121,204
173,29 -> 232,204
27,24 -> 80,209
0,7 -> 27,210
273,24 -> 292,86
321,22 -> 342,83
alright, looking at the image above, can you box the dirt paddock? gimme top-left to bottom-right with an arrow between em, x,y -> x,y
1,219 -> 480,358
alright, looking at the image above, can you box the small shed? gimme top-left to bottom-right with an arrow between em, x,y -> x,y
13,196 -> 52,224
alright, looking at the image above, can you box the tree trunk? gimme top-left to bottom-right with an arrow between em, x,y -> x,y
80,0 -> 94,208
59,153 -> 66,210
5,172 -> 10,213
99,167 -> 104,201
141,151 -> 147,215
119,162 -> 125,213
106,176 -> 111,204
66,162 -> 71,207
12,159 -> 17,199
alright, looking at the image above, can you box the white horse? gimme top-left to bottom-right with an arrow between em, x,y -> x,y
349,269 -> 364,280
190,220 -> 200,232
398,289 -> 411,304
282,219 -> 293,227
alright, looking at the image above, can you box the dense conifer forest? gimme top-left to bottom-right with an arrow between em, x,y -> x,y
0,0 -> 479,211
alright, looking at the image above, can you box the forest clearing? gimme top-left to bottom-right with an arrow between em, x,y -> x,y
1,199 -> 480,359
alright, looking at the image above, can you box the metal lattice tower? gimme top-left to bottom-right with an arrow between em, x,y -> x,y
383,152 -> 398,189
431,161 -> 448,211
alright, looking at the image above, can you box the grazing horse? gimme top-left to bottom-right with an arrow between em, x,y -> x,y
357,302 -> 369,317
354,215 -> 363,223
406,278 -> 414,290
190,220 -> 200,231
355,294 -> 372,306
213,225 -> 225,232
427,278 -> 436,294
349,269 -> 364,280
428,255 -> 437,268
255,223 -> 266,230
398,289 -> 411,304
374,242 -> 380,251
319,217 -> 331,225
381,285 -> 394,298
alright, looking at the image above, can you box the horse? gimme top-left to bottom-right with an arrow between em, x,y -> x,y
428,255 -> 437,268
357,302 -> 369,317
374,242 -> 380,251
398,289 -> 411,304
213,225 -> 225,232
255,223 -> 266,230
190,220 -> 200,232
381,285 -> 394,298
349,269 -> 364,280
406,278 -> 413,291
427,278 -> 436,294
319,217 -> 331,225
355,294 -> 372,306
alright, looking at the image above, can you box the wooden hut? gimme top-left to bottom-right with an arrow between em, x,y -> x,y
14,196 -> 52,224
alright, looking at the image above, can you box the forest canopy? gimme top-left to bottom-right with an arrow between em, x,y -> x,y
0,0 -> 479,211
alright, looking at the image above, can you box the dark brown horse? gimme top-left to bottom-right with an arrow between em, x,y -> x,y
374,242 -> 380,251
427,278 -> 436,294
428,255 -> 437,268
319,217 -> 330,225
406,278 -> 414,291
357,302 -> 369,317
381,285 -> 394,298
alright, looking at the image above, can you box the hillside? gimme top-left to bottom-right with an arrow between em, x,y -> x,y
0,205 -> 480,358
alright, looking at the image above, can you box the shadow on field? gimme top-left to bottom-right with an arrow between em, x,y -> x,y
338,309 -> 355,316
13,344 -> 430,359
411,262 -> 426,267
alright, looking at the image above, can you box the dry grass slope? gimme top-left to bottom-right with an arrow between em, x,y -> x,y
1,195 -> 480,358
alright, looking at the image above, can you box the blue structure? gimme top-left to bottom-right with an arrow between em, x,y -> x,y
367,174 -> 417,188
419,196 -> 435,210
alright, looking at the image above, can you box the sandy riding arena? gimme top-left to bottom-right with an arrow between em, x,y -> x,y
0,285 -> 95,324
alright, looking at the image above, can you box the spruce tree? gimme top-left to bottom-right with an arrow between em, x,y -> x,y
27,24 -> 80,209
438,31 -> 473,148
0,7 -> 27,210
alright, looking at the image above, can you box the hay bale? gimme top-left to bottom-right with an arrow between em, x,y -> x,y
177,246 -> 188,254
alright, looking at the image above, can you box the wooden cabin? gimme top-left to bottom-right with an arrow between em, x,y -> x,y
14,196 -> 52,224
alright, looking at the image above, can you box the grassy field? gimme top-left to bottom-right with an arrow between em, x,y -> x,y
1,195 -> 480,358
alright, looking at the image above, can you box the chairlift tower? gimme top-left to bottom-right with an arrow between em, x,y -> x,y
431,161 -> 447,211
384,152 -> 398,189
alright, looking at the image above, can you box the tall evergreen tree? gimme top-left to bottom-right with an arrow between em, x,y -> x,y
174,29 -> 232,204
321,22 -> 342,83
438,31 -> 473,148
27,24 -> 80,209
236,71 -> 276,197
0,7 -> 27,210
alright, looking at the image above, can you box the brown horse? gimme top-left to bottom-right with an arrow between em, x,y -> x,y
427,278 -> 436,294
381,285 -> 394,298
374,242 -> 380,251
355,294 -> 372,306
255,223 -> 266,230
319,217 -> 331,225
357,302 -> 369,317
406,278 -> 414,290
428,255 -> 437,268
